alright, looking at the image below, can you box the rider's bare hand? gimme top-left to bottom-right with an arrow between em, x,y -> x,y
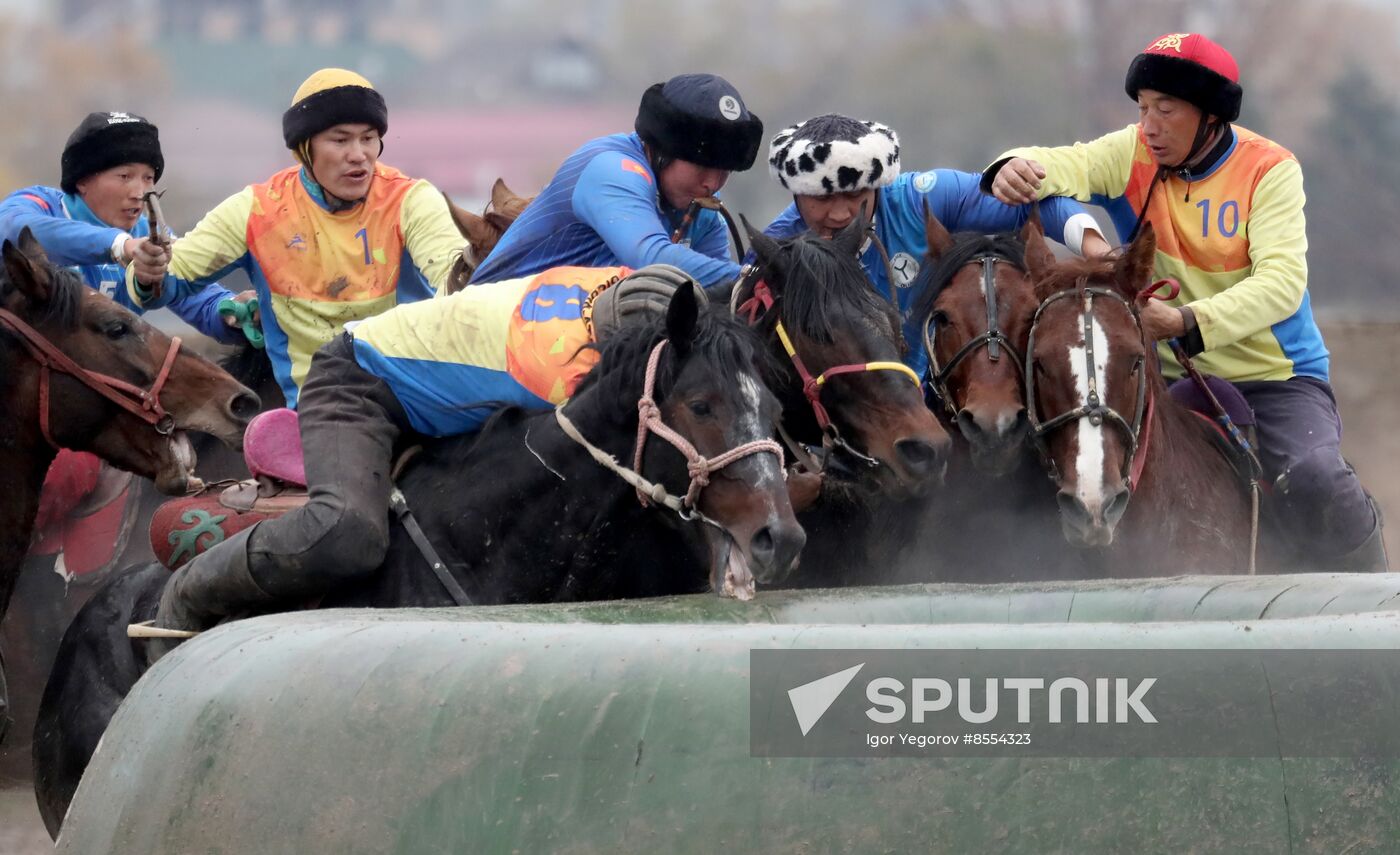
1140,298 -> 1187,341
990,158 -> 1046,206
132,239 -> 171,287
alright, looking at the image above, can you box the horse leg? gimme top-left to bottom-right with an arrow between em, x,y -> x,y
32,562 -> 165,838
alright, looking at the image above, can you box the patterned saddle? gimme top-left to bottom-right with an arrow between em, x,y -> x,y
151,408 -> 309,570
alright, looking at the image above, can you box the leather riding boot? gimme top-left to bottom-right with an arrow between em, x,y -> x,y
149,527 -> 276,663
1332,498 -> 1390,573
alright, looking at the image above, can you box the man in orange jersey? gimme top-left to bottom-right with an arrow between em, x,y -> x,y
983,32 -> 1386,571
129,68 -> 465,408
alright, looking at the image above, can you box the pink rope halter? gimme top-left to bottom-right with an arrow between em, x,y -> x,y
632,340 -> 783,509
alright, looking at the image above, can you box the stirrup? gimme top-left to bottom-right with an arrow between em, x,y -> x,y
127,620 -> 201,639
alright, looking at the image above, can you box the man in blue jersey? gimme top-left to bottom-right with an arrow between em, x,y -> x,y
0,111 -> 248,341
762,114 -> 1109,377
471,73 -> 764,289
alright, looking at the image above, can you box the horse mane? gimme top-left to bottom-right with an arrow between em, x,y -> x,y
572,304 -> 768,427
1033,253 -> 1117,303
760,232 -> 902,347
910,231 -> 1027,323
0,261 -> 85,331
216,341 -> 276,391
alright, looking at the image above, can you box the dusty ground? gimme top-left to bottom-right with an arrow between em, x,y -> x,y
0,321 -> 1394,853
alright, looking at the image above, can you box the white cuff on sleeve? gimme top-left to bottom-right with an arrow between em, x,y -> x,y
1062,212 -> 1101,257
110,232 -> 132,264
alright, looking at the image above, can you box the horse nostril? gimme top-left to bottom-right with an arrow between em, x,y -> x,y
895,437 -> 944,478
753,522 -> 806,582
1103,487 -> 1131,526
229,391 -> 261,422
1056,491 -> 1093,527
956,409 -> 985,441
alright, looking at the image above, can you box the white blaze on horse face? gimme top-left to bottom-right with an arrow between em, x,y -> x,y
1067,298 -> 1112,514
737,371 -> 783,490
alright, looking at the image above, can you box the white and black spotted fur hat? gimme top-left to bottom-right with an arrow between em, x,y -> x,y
768,114 -> 900,196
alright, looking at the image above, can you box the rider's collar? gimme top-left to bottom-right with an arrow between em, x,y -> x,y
62,192 -> 123,231
1170,124 -> 1235,180
299,167 -> 366,214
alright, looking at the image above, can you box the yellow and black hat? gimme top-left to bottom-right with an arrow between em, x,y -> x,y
282,68 -> 388,152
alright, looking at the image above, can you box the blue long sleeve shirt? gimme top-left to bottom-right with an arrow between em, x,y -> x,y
0,185 -> 240,342
471,133 -> 741,288
763,168 -> 1096,376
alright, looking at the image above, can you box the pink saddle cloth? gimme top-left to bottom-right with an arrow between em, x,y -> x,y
244,408 -> 307,488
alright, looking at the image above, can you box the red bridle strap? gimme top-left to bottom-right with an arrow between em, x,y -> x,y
737,279 -> 920,432
0,307 -> 181,449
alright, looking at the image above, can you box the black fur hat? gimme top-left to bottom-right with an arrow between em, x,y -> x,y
635,74 -> 763,171
60,112 -> 164,194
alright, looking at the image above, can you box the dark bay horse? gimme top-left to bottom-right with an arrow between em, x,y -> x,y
1023,224 -> 1251,574
35,284 -> 804,834
732,218 -> 951,586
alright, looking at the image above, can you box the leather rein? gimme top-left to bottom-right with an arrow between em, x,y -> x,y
0,306 -> 182,449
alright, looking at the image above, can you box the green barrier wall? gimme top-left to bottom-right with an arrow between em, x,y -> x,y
56,574 -> 1400,854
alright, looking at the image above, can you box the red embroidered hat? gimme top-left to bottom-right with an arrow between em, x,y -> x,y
1125,33 -> 1243,121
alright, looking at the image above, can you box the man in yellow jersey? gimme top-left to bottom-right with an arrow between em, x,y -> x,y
983,32 -> 1386,571
128,68 -> 465,408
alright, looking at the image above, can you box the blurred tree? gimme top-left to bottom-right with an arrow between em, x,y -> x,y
0,20 -> 167,191
1304,64 -> 1400,311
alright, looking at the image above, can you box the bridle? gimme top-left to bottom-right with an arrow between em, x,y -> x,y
735,273 -> 920,470
1024,279 -> 1178,491
0,306 -> 181,450
554,339 -> 783,524
922,249 -> 1027,417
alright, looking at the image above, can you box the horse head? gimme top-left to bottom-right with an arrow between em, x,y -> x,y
0,229 -> 260,495
571,282 -> 803,597
741,216 -> 950,495
1025,224 -> 1158,547
443,178 -> 535,292
915,207 -> 1053,475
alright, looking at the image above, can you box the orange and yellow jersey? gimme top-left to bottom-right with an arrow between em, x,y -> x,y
125,164 -> 464,406
994,125 -> 1327,382
349,266 -> 628,436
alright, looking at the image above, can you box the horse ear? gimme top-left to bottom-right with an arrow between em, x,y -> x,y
1021,204 -> 1057,280
3,230 -> 53,304
665,280 -> 699,351
490,177 -> 515,211
923,199 -> 953,260
483,211 -> 514,235
832,209 -> 866,258
1114,222 -> 1158,298
443,192 -> 492,246
743,214 -> 784,277
17,226 -> 51,266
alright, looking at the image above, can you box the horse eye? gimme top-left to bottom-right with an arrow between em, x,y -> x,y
105,321 -> 131,340
688,400 -> 713,418
931,310 -> 949,327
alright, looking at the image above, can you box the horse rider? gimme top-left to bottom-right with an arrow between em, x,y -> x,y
0,112 -> 254,560
151,265 -> 703,646
128,68 -> 466,408
984,32 -> 1387,571
0,111 -> 250,341
470,73 -> 764,290
762,113 -> 1110,377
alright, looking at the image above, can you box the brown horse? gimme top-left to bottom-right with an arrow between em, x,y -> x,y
917,209 -> 1054,476
894,210 -> 1082,584
0,231 -> 258,620
1023,224 -> 1252,574
442,178 -> 534,293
